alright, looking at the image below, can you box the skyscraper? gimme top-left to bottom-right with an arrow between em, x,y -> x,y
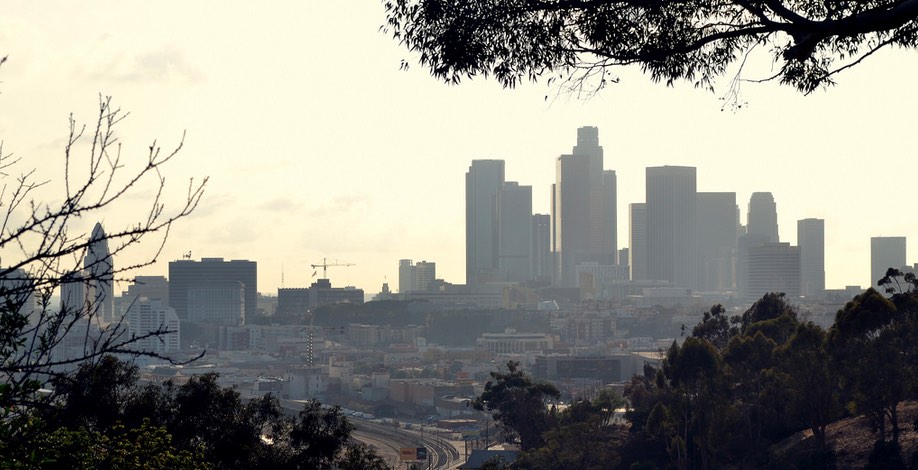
84,223 -> 114,323
498,181 -> 533,282
552,127 -> 617,286
870,236 -> 907,288
629,203 -> 647,281
466,160 -> 505,286
646,166 -> 696,288
531,214 -> 552,283
797,218 -> 825,298
398,259 -> 417,294
696,192 -> 739,291
415,261 -> 436,291
747,192 -> 780,243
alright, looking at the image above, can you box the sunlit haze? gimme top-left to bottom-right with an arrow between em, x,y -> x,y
3,1 -> 916,295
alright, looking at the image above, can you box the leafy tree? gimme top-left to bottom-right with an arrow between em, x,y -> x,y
691,304 -> 738,351
829,288 -> 910,444
382,0 -> 918,95
472,361 -> 560,450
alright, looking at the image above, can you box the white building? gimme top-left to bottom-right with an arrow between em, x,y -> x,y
127,298 -> 180,354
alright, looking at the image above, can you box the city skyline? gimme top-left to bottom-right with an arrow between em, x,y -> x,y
4,2 -> 918,294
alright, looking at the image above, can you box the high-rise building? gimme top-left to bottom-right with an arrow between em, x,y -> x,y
696,192 -> 739,291
84,223 -> 115,323
127,298 -> 180,353
744,242 -> 801,300
747,192 -> 780,243
798,218 -> 825,298
552,127 -> 617,286
646,166 -> 696,289
629,203 -> 647,281
531,214 -> 552,282
466,160 -> 505,286
187,280 -> 245,325
398,259 -> 417,293
415,261 -> 436,291
498,182 -> 533,282
870,236 -> 907,289
168,258 -> 257,322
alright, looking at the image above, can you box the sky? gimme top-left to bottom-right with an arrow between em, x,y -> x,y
2,1 -> 917,296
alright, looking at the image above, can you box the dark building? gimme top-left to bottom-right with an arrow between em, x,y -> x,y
168,258 -> 257,322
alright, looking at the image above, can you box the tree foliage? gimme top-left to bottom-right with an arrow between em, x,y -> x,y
382,0 -> 918,95
472,361 -> 560,450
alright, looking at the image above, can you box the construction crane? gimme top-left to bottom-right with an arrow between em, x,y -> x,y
310,257 -> 355,279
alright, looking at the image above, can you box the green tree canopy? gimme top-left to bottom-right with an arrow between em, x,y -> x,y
382,0 -> 918,94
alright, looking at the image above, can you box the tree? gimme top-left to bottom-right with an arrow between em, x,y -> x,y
0,95 -> 207,416
472,361 -> 560,450
382,1 -> 918,96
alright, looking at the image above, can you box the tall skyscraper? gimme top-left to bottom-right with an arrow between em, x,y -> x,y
629,203 -> 647,281
84,222 -> 114,323
870,236 -> 907,288
168,258 -> 257,322
797,218 -> 825,298
466,160 -> 505,286
398,259 -> 417,294
747,192 -> 780,243
646,166 -> 697,288
552,127 -> 617,286
498,182 -> 533,282
531,214 -> 552,282
696,192 -> 739,291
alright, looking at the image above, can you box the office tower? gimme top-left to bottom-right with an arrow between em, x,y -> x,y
696,192 -> 739,291
398,259 -> 417,294
629,203 -> 647,281
870,236 -> 907,288
797,218 -> 825,297
1,268 -> 37,325
466,160 -> 505,286
531,214 -> 552,282
747,192 -> 780,243
168,258 -> 257,322
187,280 -> 245,325
744,242 -> 801,300
84,222 -> 115,323
552,127 -> 617,286
646,166 -> 697,288
498,182 -> 533,282
127,298 -> 180,353
415,261 -> 436,291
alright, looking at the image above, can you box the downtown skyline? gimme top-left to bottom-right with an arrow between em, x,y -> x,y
3,2 -> 918,294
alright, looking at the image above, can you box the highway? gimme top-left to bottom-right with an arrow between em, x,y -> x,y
352,419 -> 463,469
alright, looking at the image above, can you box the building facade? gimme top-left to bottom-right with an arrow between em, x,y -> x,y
797,218 -> 825,298
870,236 -> 907,289
466,160 -> 505,286
168,258 -> 257,321
646,166 -> 696,289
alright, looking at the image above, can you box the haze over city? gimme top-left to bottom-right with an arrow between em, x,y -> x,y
3,1 -> 918,294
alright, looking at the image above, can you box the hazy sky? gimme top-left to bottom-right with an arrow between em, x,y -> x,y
3,2 -> 917,295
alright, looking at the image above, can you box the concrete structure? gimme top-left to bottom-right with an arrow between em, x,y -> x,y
84,223 -> 115,323
306,278 -> 363,309
122,275 -> 169,318
126,298 -> 180,353
168,258 -> 257,321
744,242 -> 801,300
696,192 -> 738,291
629,203 -> 647,281
646,166 -> 696,289
552,127 -> 617,286
871,236 -> 907,289
497,181 -> 532,282
798,218 -> 825,298
276,287 -> 309,316
466,160 -> 505,286
1,268 -> 37,325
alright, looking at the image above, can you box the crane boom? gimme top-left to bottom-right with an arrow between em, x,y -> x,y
310,257 -> 355,279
